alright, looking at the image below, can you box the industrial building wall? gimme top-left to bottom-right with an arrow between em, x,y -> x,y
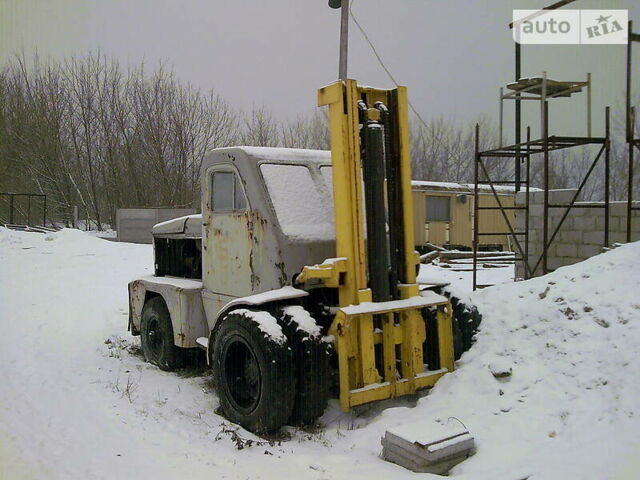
515,189 -> 640,279
116,208 -> 197,244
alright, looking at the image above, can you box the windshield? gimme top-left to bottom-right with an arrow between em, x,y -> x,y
260,163 -> 335,241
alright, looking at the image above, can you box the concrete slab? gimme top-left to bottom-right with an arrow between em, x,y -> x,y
381,422 -> 475,474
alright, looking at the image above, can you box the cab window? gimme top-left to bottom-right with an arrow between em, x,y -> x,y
211,171 -> 247,212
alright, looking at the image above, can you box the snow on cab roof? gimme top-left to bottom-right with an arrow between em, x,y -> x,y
211,146 -> 331,164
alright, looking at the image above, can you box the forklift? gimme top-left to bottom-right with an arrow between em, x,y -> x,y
128,79 -> 456,434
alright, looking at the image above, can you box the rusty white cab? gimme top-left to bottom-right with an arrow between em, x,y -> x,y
128,147 -> 339,432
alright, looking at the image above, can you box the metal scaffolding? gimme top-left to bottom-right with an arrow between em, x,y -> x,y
626,20 -> 640,242
472,73 -> 611,290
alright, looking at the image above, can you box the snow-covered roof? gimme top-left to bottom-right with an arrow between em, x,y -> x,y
412,180 -> 540,194
215,146 -> 331,165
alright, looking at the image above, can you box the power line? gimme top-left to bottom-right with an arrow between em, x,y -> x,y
349,1 -> 430,130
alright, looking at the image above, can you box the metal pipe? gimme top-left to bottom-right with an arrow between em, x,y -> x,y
473,124 -> 480,291
375,100 -> 401,298
499,87 -> 504,148
587,72 -> 592,138
362,120 -> 390,302
542,99 -> 549,274
627,20 -> 635,243
515,41 -> 521,192
629,109 -> 635,243
339,0 -> 349,81
605,106 -> 610,247
525,126 -> 531,278
627,21 -> 632,143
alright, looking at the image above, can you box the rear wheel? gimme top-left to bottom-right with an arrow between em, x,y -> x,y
140,296 -> 183,371
212,310 -> 295,433
279,306 -> 330,426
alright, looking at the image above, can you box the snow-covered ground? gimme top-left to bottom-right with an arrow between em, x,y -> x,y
1,227 -> 639,479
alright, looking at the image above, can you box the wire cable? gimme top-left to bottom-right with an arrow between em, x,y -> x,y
349,1 -> 430,130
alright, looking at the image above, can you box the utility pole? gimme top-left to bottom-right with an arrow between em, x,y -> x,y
329,0 -> 349,80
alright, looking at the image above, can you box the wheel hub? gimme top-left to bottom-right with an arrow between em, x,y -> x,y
224,339 -> 261,412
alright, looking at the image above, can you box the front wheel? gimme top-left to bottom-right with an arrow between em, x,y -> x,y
212,310 -> 295,434
140,296 -> 184,371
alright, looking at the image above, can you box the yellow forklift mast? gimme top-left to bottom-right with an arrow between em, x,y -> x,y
298,80 -> 454,411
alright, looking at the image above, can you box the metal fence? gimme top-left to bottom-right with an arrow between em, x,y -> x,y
0,193 -> 47,226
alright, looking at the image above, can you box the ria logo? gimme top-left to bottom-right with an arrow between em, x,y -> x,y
513,9 -> 628,45
585,14 -> 624,39
581,11 -> 627,44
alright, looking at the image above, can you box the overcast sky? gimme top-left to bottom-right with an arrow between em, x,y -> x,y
1,0 -> 639,140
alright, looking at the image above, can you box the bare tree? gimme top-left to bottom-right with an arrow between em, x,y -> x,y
239,105 -> 279,147
281,109 -> 329,150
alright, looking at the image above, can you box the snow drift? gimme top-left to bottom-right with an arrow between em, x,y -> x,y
1,227 -> 638,480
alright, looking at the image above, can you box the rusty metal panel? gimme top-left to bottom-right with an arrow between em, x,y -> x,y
128,280 -> 146,333
199,148 -> 337,330
127,277 -> 207,348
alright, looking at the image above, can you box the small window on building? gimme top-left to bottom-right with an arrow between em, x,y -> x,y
211,171 -> 247,212
426,196 -> 450,222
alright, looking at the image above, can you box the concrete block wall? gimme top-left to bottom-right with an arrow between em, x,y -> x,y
514,189 -> 640,278
116,208 -> 197,244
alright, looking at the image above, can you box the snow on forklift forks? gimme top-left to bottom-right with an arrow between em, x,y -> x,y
128,81 -> 456,434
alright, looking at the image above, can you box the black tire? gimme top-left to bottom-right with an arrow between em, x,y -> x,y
212,310 -> 295,434
450,297 -> 482,359
278,306 -> 330,426
140,296 -> 184,371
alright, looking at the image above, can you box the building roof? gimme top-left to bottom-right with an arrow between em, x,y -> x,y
411,180 -> 537,194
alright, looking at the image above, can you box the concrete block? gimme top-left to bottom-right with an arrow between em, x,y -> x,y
560,230 -> 583,243
549,189 -> 579,204
583,230 -> 604,245
557,243 -> 577,257
573,216 -> 595,231
531,217 -> 543,231
382,425 -> 475,475
572,206 -> 596,217
561,257 -> 582,267
515,191 -> 527,206
515,263 -> 525,280
550,216 -> 572,231
547,257 -> 565,271
578,244 -> 603,259
609,232 -> 628,244
530,204 -> 544,218
545,244 -> 557,257
516,191 -> 544,205
610,203 -> 628,217
595,215 -> 619,230
607,217 -> 620,232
